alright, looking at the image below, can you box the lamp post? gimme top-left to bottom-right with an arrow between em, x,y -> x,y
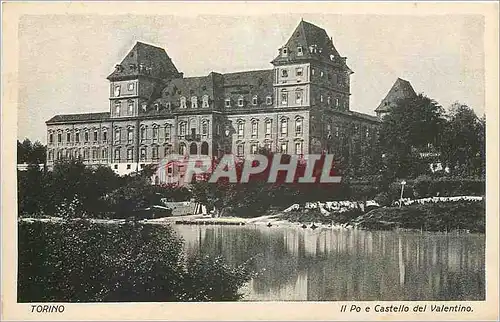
399,180 -> 407,208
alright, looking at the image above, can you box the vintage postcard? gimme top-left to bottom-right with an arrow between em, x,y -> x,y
1,1 -> 499,321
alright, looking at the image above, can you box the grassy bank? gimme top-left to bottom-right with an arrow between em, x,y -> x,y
352,201 -> 485,233
279,208 -> 363,225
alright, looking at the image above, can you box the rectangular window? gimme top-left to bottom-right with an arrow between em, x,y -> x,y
165,126 -> 171,141
297,47 -> 303,56
92,149 -> 98,160
140,127 -> 146,141
266,96 -> 272,105
295,119 -> 302,134
127,129 -> 133,144
202,123 -> 208,135
335,98 -> 340,108
281,142 -> 288,154
251,122 -> 258,138
295,142 -> 303,155
57,133 -> 62,143
102,131 -> 107,142
281,69 -> 288,78
281,91 -> 288,105
114,149 -> 120,162
179,123 -> 186,136
237,145 -> 244,157
238,97 -> 244,107
280,120 -> 288,136
128,101 -> 134,115
75,132 -> 80,143
238,123 -> 244,138
152,127 -> 158,141
114,85 -> 121,97
84,132 -> 89,142
102,148 -> 107,160
250,144 -> 257,154
265,121 -> 272,136
94,131 -> 98,142
202,95 -> 209,108
225,99 -> 231,107
140,148 -> 146,161
191,96 -> 198,109
296,67 -> 303,76
152,147 -> 159,160
252,96 -> 258,105
66,133 -> 71,143
128,82 -> 134,91
49,133 -> 53,144
295,90 -> 303,104
127,149 -> 133,161
114,129 -> 120,143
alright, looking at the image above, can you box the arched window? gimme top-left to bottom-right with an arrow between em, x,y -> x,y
295,89 -> 303,104
251,120 -> 258,138
127,128 -> 134,144
252,95 -> 258,105
202,121 -> 209,136
179,142 -> 187,155
140,126 -> 146,142
152,125 -> 159,142
294,141 -> 303,155
201,142 -> 209,155
265,119 -> 272,137
179,122 -> 187,136
238,96 -> 244,107
189,142 -> 198,155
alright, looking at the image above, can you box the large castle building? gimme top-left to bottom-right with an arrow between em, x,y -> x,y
46,20 -> 383,182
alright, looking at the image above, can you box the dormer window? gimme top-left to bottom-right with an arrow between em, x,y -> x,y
180,96 -> 187,109
266,96 -> 272,105
320,71 -> 324,78
238,96 -> 244,107
282,47 -> 288,57
191,96 -> 198,109
297,46 -> 303,56
202,95 -> 209,108
335,98 -> 340,108
128,82 -> 134,91
166,102 -> 171,109
115,64 -> 123,72
154,103 -> 159,111
252,95 -> 258,106
225,98 -> 231,108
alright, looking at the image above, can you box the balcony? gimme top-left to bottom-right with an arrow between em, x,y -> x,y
184,134 -> 201,141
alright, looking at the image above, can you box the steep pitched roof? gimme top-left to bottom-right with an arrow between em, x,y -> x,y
222,69 -> 274,108
107,42 -> 180,81
46,112 -> 110,124
375,78 -> 417,112
271,20 -> 349,71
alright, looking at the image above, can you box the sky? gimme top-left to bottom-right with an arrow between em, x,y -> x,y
17,13 -> 485,143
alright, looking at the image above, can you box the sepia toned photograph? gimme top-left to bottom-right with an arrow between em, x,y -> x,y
2,1 -> 499,321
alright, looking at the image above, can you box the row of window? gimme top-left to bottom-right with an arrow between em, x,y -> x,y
48,148 -> 108,161
325,124 -> 375,138
280,44 -> 337,61
48,130 -> 108,145
235,117 -> 303,138
113,82 -> 135,97
235,141 -> 303,157
225,95 -> 273,108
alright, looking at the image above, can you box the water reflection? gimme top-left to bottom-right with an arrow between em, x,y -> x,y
173,225 -> 485,301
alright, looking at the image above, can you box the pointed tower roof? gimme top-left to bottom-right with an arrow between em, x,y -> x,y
107,42 -> 180,81
376,78 -> 417,113
271,20 -> 351,72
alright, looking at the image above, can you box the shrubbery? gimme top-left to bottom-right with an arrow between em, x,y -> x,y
18,220 -> 250,302
353,200 -> 485,233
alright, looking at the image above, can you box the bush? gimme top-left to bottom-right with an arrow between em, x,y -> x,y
354,200 -> 485,233
412,176 -> 485,197
18,220 -> 250,302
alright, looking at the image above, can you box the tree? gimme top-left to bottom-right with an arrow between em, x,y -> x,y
439,103 -> 485,177
378,94 -> 446,178
17,139 -> 46,164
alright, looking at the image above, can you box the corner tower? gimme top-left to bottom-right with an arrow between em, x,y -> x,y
107,42 -> 182,118
271,20 -> 353,111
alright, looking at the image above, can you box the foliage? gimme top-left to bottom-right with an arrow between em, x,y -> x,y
280,207 -> 363,225
18,220 -> 251,302
438,103 -> 485,177
17,139 -> 46,164
378,94 -> 446,178
412,175 -> 485,198
354,200 -> 485,233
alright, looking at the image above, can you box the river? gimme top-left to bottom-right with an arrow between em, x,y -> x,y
173,224 -> 485,301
